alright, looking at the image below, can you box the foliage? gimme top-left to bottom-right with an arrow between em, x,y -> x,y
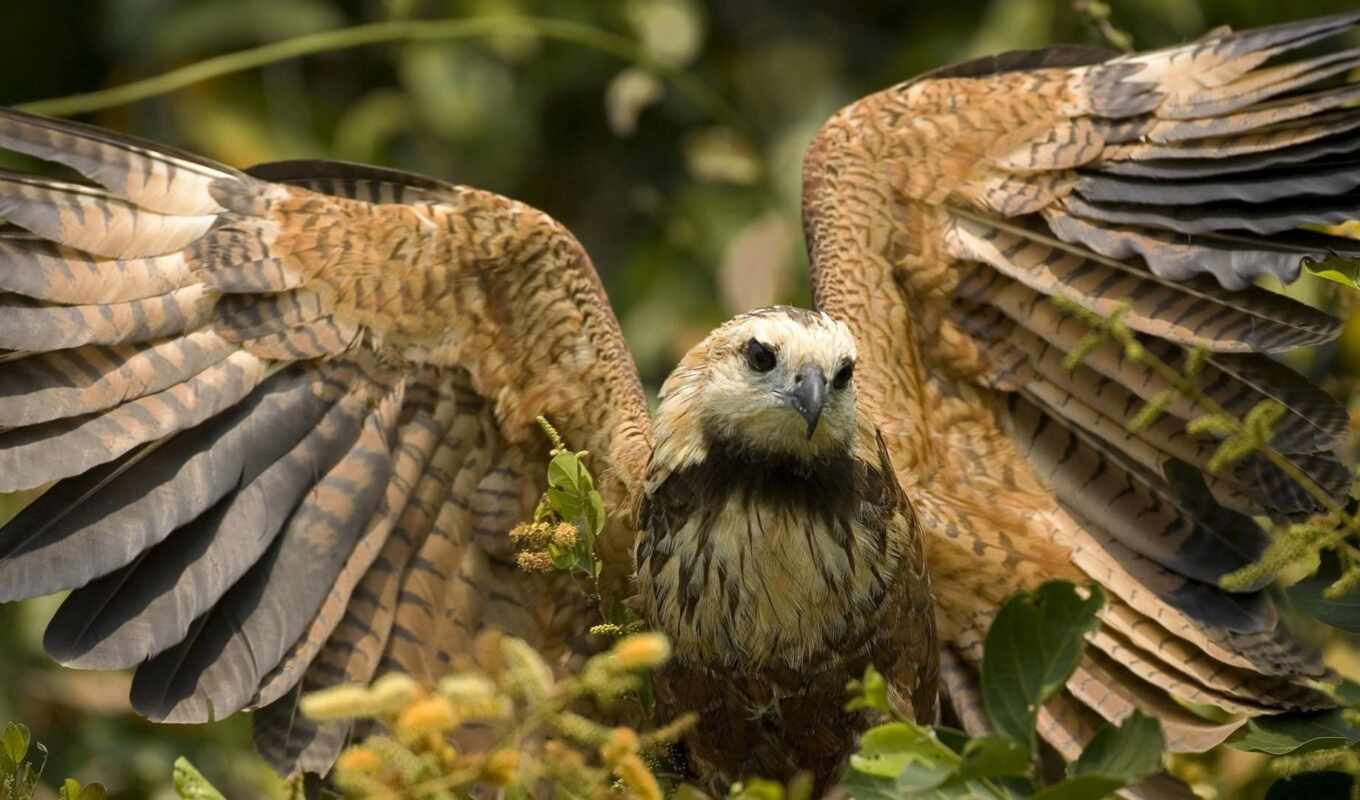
840,581 -> 1166,799
0,721 -> 105,800
0,1 -> 1356,798
514,416 -> 644,637
298,632 -> 688,798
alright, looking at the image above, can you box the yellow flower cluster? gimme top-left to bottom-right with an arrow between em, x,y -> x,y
304,632 -> 693,799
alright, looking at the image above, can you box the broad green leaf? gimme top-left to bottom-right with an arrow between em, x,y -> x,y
1228,709 -> 1360,755
1306,255 -> 1360,291
956,735 -> 1031,782
547,451 -> 585,494
1030,774 -> 1124,800
587,488 -> 606,537
848,722 -> 959,784
1286,551 -> 1360,632
1069,712 -> 1164,783
545,486 -> 586,525
981,582 -> 1104,752
59,780 -> 82,800
172,757 -> 227,800
1,723 -> 28,764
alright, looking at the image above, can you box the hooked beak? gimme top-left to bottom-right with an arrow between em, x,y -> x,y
784,363 -> 827,439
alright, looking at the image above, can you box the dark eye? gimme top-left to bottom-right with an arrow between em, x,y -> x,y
745,338 -> 777,373
833,361 -> 855,390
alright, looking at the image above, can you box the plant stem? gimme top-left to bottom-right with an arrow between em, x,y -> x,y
17,16 -> 744,132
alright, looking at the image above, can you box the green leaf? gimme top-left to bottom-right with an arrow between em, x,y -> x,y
172,757 -> 227,800
59,780 -> 82,800
79,785 -> 108,800
1286,551 -> 1360,632
846,665 -> 892,714
1031,774 -> 1125,800
1305,255 -> 1360,291
1228,709 -> 1360,755
848,722 -> 959,785
981,582 -> 1104,752
587,488 -> 607,537
547,451 -> 585,494
1069,712 -> 1164,783
1,723 -> 28,764
956,735 -> 1031,782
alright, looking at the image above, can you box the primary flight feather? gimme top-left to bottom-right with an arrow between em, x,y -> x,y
1,10 -> 1359,796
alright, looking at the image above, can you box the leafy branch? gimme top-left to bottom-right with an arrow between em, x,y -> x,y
513,416 -> 644,636
842,581 -> 1166,798
16,15 -> 744,133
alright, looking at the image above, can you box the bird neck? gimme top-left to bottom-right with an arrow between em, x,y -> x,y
636,429 -> 905,671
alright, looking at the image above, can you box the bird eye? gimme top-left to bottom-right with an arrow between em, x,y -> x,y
833,361 -> 855,389
745,338 -> 777,373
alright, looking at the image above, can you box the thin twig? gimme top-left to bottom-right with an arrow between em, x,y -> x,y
17,15 -> 744,133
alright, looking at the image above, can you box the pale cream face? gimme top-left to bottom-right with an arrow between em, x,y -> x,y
654,307 -> 859,466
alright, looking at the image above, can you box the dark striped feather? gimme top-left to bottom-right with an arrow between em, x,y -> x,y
41,375 -> 372,671
0,284 -> 217,351
0,331 -> 235,427
1094,126 -> 1360,179
967,311 -> 1332,520
0,234 -> 194,304
1044,209 -> 1360,289
1158,47 -> 1360,121
128,387 -> 402,723
0,365 -> 335,604
0,350 -> 267,494
0,170 -> 217,258
1067,491 -> 1324,679
948,219 -> 1341,352
243,160 -> 459,205
1004,391 -> 1270,588
956,272 -> 1346,454
252,399 -> 477,774
0,107 -> 241,216
248,382 -> 451,709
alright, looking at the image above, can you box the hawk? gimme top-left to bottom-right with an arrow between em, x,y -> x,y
0,9 -> 1358,795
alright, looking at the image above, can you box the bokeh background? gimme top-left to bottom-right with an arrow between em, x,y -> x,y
0,0 -> 1359,797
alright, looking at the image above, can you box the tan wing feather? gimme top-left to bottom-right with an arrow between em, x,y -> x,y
0,110 -> 653,774
804,11 -> 1359,775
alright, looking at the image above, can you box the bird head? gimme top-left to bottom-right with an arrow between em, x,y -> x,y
655,306 -> 859,464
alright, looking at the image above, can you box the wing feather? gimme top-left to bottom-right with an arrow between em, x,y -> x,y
804,11 -> 1358,775
0,110 -> 652,774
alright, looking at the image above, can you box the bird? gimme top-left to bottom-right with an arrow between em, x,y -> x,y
0,8 -> 1357,796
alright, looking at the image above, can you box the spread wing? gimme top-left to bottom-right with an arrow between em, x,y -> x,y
0,111 -> 652,774
804,10 -> 1359,777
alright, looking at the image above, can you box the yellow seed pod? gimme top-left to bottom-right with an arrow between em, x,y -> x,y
614,754 -> 663,800
370,673 -> 422,713
599,727 -> 640,764
610,633 -> 671,671
299,684 -> 377,721
437,673 -> 498,706
334,745 -> 386,776
551,522 -> 578,546
515,550 -> 555,573
396,695 -> 458,738
501,637 -> 555,701
482,749 -> 521,787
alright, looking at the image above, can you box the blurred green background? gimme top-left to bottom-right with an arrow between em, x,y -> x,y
0,0 -> 1359,797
